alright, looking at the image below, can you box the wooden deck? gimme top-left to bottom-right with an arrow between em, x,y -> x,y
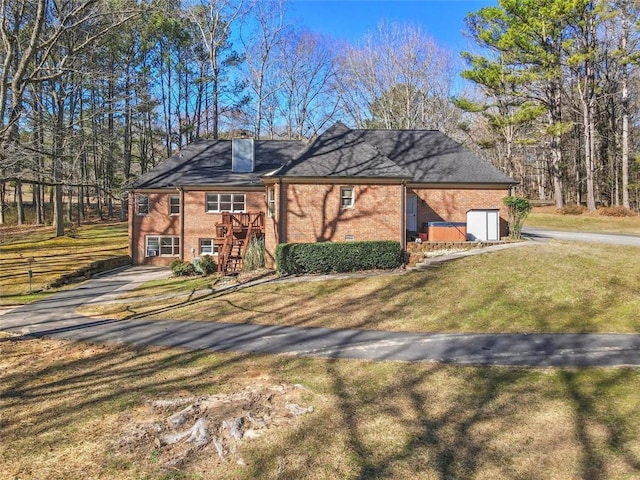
216,212 -> 264,274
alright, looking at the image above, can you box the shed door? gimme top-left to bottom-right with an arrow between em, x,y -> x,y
406,195 -> 418,232
486,210 -> 499,241
466,209 -> 500,241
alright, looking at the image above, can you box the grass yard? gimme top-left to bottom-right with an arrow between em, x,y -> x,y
3,211 -> 640,479
81,241 -> 640,334
0,222 -> 128,304
1,334 -> 640,480
527,207 -> 640,234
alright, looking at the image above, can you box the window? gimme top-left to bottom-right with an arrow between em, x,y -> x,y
206,193 -> 245,212
169,195 -> 180,215
137,194 -> 149,215
267,187 -> 275,217
199,238 -> 219,256
340,187 -> 354,209
145,236 -> 179,257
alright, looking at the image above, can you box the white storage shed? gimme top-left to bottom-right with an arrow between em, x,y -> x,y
466,209 -> 500,242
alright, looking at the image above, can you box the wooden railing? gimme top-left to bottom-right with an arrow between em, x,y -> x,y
216,212 -> 265,274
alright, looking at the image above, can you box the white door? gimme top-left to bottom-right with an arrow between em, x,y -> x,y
466,210 -> 500,241
487,210 -> 499,241
406,195 -> 418,232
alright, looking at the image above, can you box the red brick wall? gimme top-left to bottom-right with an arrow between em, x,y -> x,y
130,192 -> 180,265
181,190 -> 264,264
129,189 -> 265,265
264,183 -> 280,268
410,187 -> 509,237
129,185 -> 510,267
281,183 -> 403,244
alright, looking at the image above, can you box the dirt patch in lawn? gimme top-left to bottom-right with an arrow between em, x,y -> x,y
117,383 -> 314,472
3,334 -> 640,479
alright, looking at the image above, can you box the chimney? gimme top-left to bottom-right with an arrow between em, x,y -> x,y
232,138 -> 254,173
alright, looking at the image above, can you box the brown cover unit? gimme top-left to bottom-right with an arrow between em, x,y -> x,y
428,222 -> 467,242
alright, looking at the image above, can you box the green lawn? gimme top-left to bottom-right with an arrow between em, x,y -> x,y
527,208 -> 640,234
3,213 -> 640,479
2,335 -> 640,480
0,222 -> 128,304
81,241 -> 640,334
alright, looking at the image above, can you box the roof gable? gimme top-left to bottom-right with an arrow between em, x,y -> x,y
273,122 -> 412,179
128,139 -> 305,189
351,129 -> 515,184
128,123 -> 515,189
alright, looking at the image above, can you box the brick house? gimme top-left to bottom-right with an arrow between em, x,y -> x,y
127,122 -> 515,270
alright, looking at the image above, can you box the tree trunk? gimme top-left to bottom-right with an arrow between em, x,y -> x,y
0,181 -> 5,225
15,180 -> 24,225
583,98 -> 597,211
54,85 -> 65,237
621,16 -> 630,210
66,186 -> 73,223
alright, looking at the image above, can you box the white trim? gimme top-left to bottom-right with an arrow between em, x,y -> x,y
205,192 -> 246,213
198,238 -> 220,256
145,235 -> 180,257
340,186 -> 355,209
169,195 -> 180,215
267,186 -> 276,217
136,194 -> 149,215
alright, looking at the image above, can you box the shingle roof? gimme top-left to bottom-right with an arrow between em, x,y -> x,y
128,123 -> 515,189
351,129 -> 515,184
128,139 -> 306,189
272,122 -> 515,184
271,122 -> 413,179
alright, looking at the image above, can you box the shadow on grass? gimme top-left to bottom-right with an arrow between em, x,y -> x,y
241,360 -> 640,479
2,329 -> 640,478
3,244 -> 640,477
119,263 -> 640,334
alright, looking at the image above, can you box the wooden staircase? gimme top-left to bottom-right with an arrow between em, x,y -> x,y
216,213 -> 264,275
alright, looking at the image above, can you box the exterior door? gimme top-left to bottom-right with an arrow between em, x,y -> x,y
487,210 -> 499,241
406,195 -> 418,232
466,209 -> 500,241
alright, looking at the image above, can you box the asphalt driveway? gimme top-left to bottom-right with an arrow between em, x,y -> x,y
2,265 -> 640,367
523,228 -> 640,246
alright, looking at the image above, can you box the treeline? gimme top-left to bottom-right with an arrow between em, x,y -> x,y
0,0 -> 639,234
460,0 -> 640,210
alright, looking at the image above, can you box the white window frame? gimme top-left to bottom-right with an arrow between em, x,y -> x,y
340,186 -> 354,209
136,194 -> 149,215
267,187 -> 275,218
199,238 -> 219,256
145,235 -> 180,257
169,195 -> 180,215
205,193 -> 246,213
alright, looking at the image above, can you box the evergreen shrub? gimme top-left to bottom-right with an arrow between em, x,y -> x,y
275,241 -> 402,275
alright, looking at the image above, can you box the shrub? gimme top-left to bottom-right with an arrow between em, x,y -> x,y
599,206 -> 636,217
275,241 -> 403,275
170,259 -> 196,277
244,235 -> 265,272
196,255 -> 217,275
503,196 -> 532,240
558,204 -> 584,215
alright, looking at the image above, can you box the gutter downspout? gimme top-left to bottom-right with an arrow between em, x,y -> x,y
178,186 -> 185,261
400,181 -> 406,251
129,190 -> 135,262
278,178 -> 284,244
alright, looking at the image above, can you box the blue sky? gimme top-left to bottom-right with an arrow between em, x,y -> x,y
288,0 -> 496,54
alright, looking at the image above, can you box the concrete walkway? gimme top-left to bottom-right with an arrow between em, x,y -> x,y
2,266 -> 640,367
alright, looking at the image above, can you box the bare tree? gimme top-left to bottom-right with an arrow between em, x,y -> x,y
277,29 -> 338,139
0,0 -> 137,233
186,0 -> 246,139
240,0 -> 287,138
335,22 -> 460,133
